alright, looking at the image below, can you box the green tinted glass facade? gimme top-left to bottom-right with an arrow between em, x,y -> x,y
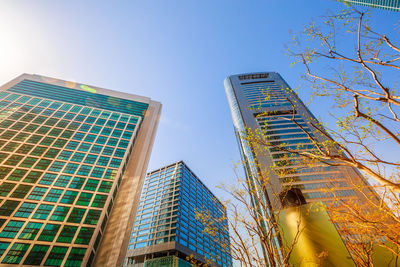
0,78 -> 147,266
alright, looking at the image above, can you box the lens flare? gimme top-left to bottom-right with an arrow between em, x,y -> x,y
80,84 -> 97,93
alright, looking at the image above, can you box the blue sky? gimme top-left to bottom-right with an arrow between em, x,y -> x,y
0,0 -> 399,198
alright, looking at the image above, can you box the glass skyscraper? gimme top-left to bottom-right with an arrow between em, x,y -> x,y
125,161 -> 232,267
0,74 -> 161,266
224,72 -> 374,258
338,0 -> 399,11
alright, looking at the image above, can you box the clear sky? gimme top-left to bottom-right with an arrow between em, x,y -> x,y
0,0 -> 398,199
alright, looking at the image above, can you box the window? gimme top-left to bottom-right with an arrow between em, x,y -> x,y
44,148 -> 60,158
14,202 -> 37,218
67,208 -> 86,223
110,158 -> 122,168
38,224 -> 61,242
48,161 -> 66,172
23,171 -> 43,183
2,142 -> 20,152
104,169 -> 117,180
69,177 -> 85,189
34,159 -> 52,170
27,187 -> 47,200
92,194 -> 107,208
56,120 -> 69,128
77,165 -> 92,176
18,222 -> 43,240
0,242 -> 10,258
106,120 -> 116,128
75,227 -> 94,245
97,156 -> 110,166
61,130 -> 74,139
4,155 -> 24,166
32,204 -> 54,220
84,134 -> 96,142
65,141 -> 79,150
58,150 -> 73,160
107,138 -> 118,146
103,146 -> 114,156
16,144 -> 34,154
1,243 -> 30,264
7,169 -> 28,181
101,128 -> 112,136
118,140 -> 129,148
85,117 -> 96,123
57,225 -> 78,243
116,122 -> 126,129
67,122 -> 80,130
14,132 -> 30,142
63,163 -> 79,174
96,136 -> 107,145
78,143 -> 91,152
65,248 -> 86,267
122,131 -> 133,139
84,154 -> 98,164
50,206 -> 70,222
84,179 -> 99,191
23,244 -> 49,265
39,173 -> 57,185
91,167 -> 105,178
0,200 -> 20,216
60,190 -> 78,204
79,123 -> 91,132
84,209 -> 101,225
36,126 -> 51,135
76,192 -> 93,206
112,129 -> 123,138
44,189 -> 63,202
73,132 -> 85,141
54,138 -> 68,148
54,175 -> 72,187
44,246 -> 67,266
90,126 -> 101,134
40,137 -> 55,146
0,220 -> 24,238
0,167 -> 12,179
0,182 -> 16,197
95,118 -> 106,125
98,181 -> 112,193
10,184 -> 32,198
31,146 -> 47,156
27,134 -> 42,144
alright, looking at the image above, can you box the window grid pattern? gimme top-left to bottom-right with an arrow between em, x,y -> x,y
256,114 -> 356,200
128,162 -> 232,267
242,81 -> 292,109
0,88 -> 144,266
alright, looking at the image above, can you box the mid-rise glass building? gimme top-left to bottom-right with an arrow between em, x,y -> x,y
224,72 -> 375,262
125,161 -> 232,267
0,74 -> 161,266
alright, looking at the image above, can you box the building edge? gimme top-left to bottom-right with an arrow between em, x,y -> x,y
93,100 -> 161,266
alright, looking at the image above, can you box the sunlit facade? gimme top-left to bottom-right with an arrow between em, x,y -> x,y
125,161 -> 232,267
338,0 -> 400,11
0,74 -> 161,266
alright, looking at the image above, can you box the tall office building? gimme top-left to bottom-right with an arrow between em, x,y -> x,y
0,74 -> 161,266
224,72 -> 374,257
338,0 -> 400,11
125,161 -> 232,267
